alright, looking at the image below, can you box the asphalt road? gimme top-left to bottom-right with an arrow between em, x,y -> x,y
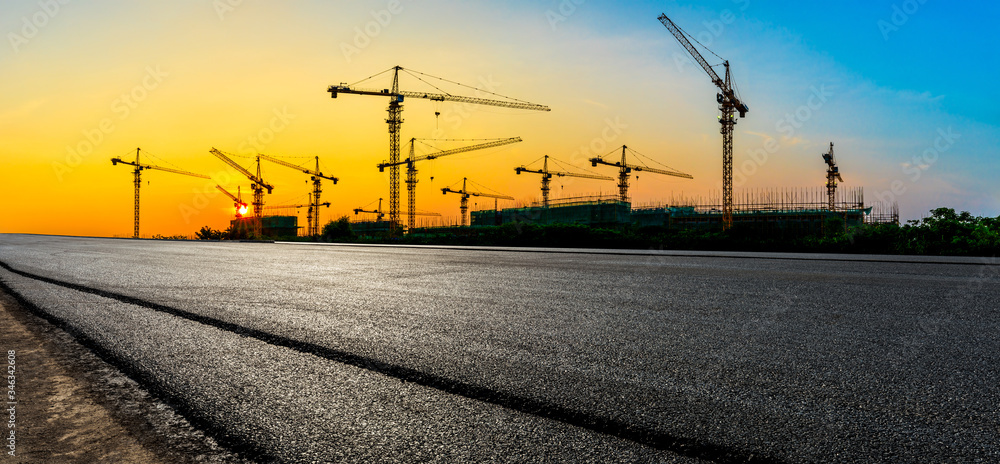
1,234 -> 998,463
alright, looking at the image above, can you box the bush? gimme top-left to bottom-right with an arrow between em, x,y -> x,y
322,216 -> 356,242
195,226 -> 226,240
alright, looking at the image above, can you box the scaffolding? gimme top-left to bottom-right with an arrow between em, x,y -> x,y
471,195 -> 629,227
471,186 -> 898,231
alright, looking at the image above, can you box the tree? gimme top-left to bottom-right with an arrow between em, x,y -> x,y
196,226 -> 225,240
322,216 -> 356,242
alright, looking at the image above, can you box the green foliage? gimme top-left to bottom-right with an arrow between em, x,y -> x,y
196,226 -> 226,240
322,216 -> 356,242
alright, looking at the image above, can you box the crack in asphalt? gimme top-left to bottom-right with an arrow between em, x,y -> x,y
0,259 -> 783,464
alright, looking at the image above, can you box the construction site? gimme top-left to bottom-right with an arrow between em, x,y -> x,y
110,13 -> 898,240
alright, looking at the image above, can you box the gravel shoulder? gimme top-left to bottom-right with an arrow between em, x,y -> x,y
0,291 -> 243,464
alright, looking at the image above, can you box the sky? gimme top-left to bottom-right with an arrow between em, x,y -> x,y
2,0 -> 997,237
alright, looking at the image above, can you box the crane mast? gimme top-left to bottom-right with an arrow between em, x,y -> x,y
659,13 -> 748,229
354,198 -> 388,221
515,155 -> 613,207
259,154 -> 338,238
589,145 -> 693,203
111,148 -> 209,238
209,148 -> 273,238
329,66 -> 549,233
215,185 -> 248,216
379,137 -> 522,231
823,142 -> 843,211
441,178 -> 513,226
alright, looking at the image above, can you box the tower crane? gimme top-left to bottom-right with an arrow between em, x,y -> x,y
216,185 -> 251,238
264,202 -> 331,211
258,154 -> 339,238
377,137 -> 522,231
215,185 -> 248,217
659,13 -> 749,229
354,198 -> 386,221
354,199 -> 441,222
328,66 -> 550,232
515,155 -> 613,207
263,203 -> 331,236
589,145 -> 693,203
822,142 -> 843,211
441,178 -> 513,226
209,148 -> 273,238
111,148 -> 209,239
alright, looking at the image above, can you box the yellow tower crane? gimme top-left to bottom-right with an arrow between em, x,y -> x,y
659,13 -> 749,229
209,148 -> 273,238
216,185 -> 251,238
111,148 -> 209,239
215,185 -> 248,217
328,66 -> 550,233
377,137 -> 522,231
441,178 -> 513,226
264,203 -> 331,215
354,198 -> 386,221
258,154 -> 338,238
589,145 -> 692,203
354,198 -> 442,223
822,142 -> 844,211
515,155 -> 614,207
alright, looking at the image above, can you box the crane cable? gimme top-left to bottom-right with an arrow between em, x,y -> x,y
467,178 -> 505,196
627,146 -> 685,174
401,69 -> 453,96
346,67 -> 396,87
402,67 -> 535,105
548,156 -> 606,177
677,21 -> 745,102
679,25 -> 724,62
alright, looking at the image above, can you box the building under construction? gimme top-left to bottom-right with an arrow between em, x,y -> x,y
230,215 -> 299,238
471,187 -> 898,233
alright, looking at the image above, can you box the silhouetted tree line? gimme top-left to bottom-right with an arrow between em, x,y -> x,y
194,208 -> 999,256
195,224 -> 254,241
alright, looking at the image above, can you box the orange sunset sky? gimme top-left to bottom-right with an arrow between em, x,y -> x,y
2,1 -> 997,237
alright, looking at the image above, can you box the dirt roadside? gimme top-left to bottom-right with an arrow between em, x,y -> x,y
0,291 -> 246,464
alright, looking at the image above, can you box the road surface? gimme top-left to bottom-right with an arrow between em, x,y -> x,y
1,234 -> 998,463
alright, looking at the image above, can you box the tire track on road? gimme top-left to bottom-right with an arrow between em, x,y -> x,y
0,259 -> 781,464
